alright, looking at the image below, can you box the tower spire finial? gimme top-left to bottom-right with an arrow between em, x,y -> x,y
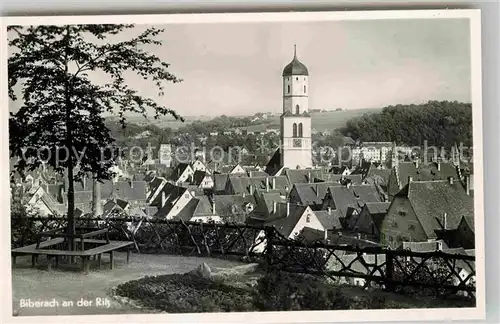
294,44 -> 297,58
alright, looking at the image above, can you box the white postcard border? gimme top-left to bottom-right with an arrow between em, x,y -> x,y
0,8 -> 485,324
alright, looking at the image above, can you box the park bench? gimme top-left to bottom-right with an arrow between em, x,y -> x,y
11,227 -> 134,273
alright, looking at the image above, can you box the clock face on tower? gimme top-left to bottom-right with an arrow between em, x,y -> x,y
293,138 -> 302,147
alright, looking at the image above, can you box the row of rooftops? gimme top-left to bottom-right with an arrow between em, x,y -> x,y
13,149 -> 475,255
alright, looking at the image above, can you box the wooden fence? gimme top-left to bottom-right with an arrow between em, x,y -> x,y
11,216 -> 476,297
266,228 -> 476,297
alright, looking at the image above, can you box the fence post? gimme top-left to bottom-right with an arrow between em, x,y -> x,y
385,249 -> 395,292
265,227 -> 274,270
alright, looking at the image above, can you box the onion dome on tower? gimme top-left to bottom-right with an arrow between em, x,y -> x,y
282,45 -> 309,76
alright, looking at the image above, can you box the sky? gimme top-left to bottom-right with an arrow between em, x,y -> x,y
9,18 -> 472,117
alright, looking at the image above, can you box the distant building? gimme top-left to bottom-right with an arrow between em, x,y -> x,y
159,144 -> 172,167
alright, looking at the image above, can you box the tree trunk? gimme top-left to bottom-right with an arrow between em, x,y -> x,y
64,25 -> 76,252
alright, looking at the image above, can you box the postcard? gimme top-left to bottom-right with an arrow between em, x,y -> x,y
1,9 -> 485,323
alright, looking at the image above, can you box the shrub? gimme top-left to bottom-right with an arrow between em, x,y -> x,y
254,271 -> 377,311
115,273 -> 255,313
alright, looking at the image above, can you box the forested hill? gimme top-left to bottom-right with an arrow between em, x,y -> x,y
340,101 -> 473,147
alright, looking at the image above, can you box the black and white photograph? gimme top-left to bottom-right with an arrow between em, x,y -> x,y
2,9 -> 485,323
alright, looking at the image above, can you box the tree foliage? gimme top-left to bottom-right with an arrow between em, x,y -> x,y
340,101 -> 472,147
8,24 -> 182,235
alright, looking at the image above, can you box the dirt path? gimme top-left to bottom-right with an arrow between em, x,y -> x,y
12,252 -> 242,316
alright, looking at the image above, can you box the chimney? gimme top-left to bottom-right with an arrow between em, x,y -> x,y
249,171 -> 253,178
324,229 -> 328,241
408,176 -> 413,183
272,177 -> 276,190
448,177 -> 454,185
443,212 -> 447,230
242,192 -> 246,198
212,198 -> 216,215
286,202 -> 290,217
327,206 -> 332,215
92,177 -> 102,217
250,185 -> 254,195
190,173 -> 194,184
273,201 -> 277,213
161,191 -> 167,207
415,160 -> 419,169
308,171 -> 312,183
346,182 -> 352,189
466,175 -> 471,196
338,231 -> 343,237
266,177 -> 269,192
437,162 -> 441,172
357,233 -> 361,240
130,180 -> 134,189
82,174 -> 87,190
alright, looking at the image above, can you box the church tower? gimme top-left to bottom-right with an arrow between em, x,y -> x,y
280,45 -> 312,169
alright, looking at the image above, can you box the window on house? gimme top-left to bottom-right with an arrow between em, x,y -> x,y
306,215 -> 311,223
295,105 -> 300,114
304,85 -> 306,93
292,123 -> 298,138
398,211 -> 406,217
184,193 -> 190,199
298,123 -> 303,137
296,77 -> 299,81
287,85 -> 290,93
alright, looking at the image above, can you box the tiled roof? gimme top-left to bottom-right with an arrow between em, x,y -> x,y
168,163 -> 191,181
314,209 -> 342,230
113,181 -> 147,201
47,184 -> 63,203
228,175 -> 290,196
74,191 -> 93,204
213,174 -> 230,192
192,170 -> 211,186
193,196 -> 213,216
315,174 -> 363,185
285,169 -> 322,184
327,184 -> 383,218
212,194 -> 257,223
147,177 -> 166,201
292,182 -> 344,206
364,202 -> 391,216
154,186 -> 189,217
365,166 -> 392,186
298,228 -> 381,249
264,149 -> 282,176
248,171 -> 269,177
390,161 -> 460,197
462,215 -> 475,233
396,180 -> 474,239
267,204 -> 309,238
